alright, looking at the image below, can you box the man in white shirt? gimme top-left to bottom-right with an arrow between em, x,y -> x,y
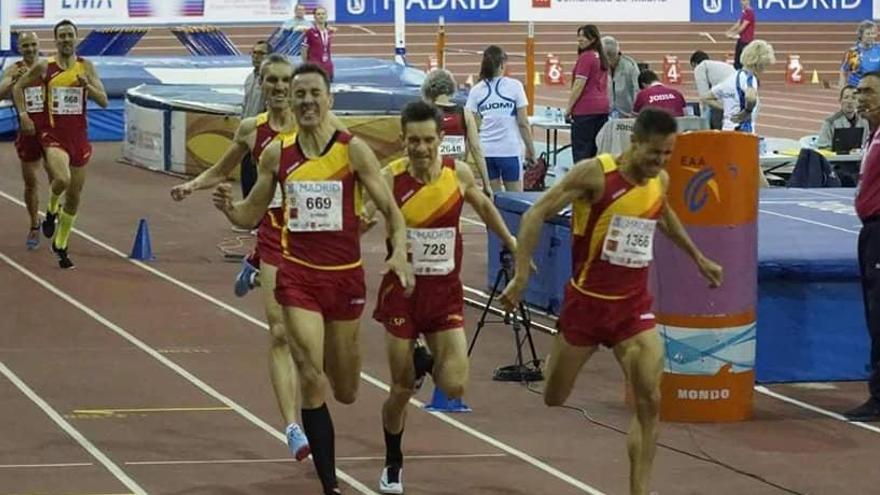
690,50 -> 735,130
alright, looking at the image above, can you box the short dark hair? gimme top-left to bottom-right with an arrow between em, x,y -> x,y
54,19 -> 77,38
292,62 -> 330,91
260,53 -> 293,78
400,101 -> 443,134
637,69 -> 659,89
690,50 -> 709,67
840,84 -> 857,99
632,108 -> 678,140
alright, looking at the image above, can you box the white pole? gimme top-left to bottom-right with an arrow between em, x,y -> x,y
393,0 -> 406,65
1,0 -> 12,51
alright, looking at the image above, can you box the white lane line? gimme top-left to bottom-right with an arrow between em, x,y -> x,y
460,216 -> 486,227
356,373 -> 606,495
0,462 -> 94,469
0,360 -> 147,495
349,24 -> 376,35
125,453 -> 507,466
759,209 -> 859,235
755,386 -> 880,434
0,251 -> 377,495
0,189 -> 606,494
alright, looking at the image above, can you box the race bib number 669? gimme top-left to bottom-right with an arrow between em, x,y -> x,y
285,180 -> 343,232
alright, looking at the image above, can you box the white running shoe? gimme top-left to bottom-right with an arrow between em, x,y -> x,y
379,465 -> 403,494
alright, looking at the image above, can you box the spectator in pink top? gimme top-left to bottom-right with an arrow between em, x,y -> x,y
633,70 -> 687,117
726,0 -> 756,70
302,6 -> 334,81
564,24 -> 610,166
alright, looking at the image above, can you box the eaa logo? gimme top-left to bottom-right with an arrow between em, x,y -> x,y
702,0 -> 723,14
683,166 -> 721,212
347,0 -> 366,15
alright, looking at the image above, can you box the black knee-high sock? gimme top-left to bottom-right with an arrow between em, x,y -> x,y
302,404 -> 337,494
384,428 -> 404,468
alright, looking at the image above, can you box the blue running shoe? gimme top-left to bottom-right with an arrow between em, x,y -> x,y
26,228 -> 40,250
234,258 -> 259,297
285,423 -> 311,461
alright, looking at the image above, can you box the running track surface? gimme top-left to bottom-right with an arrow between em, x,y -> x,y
3,22 -> 879,495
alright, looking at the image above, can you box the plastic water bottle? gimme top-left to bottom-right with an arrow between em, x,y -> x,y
759,137 -> 767,156
555,108 -> 563,123
544,106 -> 553,121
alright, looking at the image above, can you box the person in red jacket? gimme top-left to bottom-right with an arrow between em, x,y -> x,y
633,70 -> 687,117
726,0 -> 756,70
846,71 -> 880,421
301,6 -> 334,81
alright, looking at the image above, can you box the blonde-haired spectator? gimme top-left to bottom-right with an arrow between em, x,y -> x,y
421,69 -> 491,195
704,39 -> 775,133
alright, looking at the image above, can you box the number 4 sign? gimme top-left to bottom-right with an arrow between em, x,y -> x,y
663,55 -> 681,85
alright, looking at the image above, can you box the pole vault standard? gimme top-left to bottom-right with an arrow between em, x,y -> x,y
1,0 -> 12,51
394,0 -> 406,65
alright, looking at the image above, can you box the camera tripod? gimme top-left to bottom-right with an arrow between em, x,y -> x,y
467,249 -> 543,382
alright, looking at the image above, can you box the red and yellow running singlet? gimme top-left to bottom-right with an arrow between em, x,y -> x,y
570,154 -> 663,299
44,56 -> 88,129
16,61 -> 48,127
387,156 -> 463,280
278,131 -> 363,270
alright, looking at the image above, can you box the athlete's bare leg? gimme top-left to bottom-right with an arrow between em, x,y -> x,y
613,329 -> 664,495
423,328 -> 468,399
542,333 -> 597,407
260,262 -> 301,424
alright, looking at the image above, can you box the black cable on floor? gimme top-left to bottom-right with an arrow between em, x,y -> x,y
518,380 -> 806,495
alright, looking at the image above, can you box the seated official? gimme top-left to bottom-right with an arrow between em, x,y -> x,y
633,70 -> 687,117
816,84 -> 868,150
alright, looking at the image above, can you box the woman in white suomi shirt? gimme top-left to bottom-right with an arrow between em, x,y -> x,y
465,45 -> 536,193
704,39 -> 774,187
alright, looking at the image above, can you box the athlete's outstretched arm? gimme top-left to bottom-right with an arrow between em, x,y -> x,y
350,137 -> 414,290
457,160 -> 515,250
463,111 -> 491,195
657,171 -> 723,287
12,60 -> 47,135
171,119 -> 253,201
214,140 -> 278,228
79,60 -> 108,108
0,64 -> 23,99
500,159 -> 603,310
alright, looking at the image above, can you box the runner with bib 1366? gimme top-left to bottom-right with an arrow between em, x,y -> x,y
501,108 -> 723,495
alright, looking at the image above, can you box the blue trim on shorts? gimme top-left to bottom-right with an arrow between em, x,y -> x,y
486,156 -> 521,181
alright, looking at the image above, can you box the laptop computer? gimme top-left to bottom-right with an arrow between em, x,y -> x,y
832,127 -> 864,154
